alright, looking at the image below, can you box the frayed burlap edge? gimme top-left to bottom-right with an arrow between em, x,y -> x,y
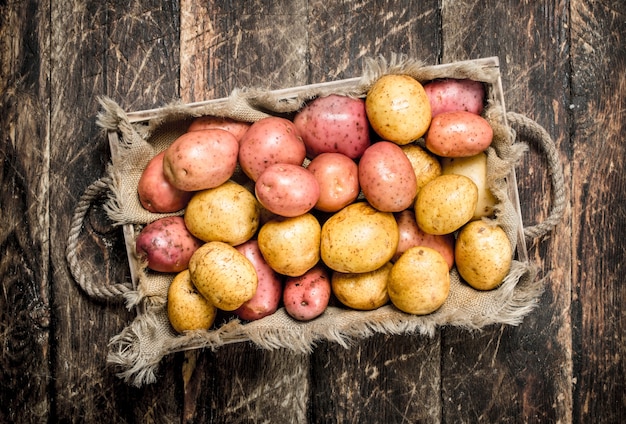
108,262 -> 541,387
101,56 -> 547,387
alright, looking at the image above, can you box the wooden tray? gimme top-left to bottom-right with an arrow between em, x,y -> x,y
107,55 -> 528,293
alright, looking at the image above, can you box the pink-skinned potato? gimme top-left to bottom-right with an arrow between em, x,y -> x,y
187,115 -> 251,142
392,210 -> 455,268
234,240 -> 283,321
283,265 -> 331,321
135,216 -> 203,273
359,141 -> 417,212
293,94 -> 371,159
255,163 -> 320,217
238,116 -> 306,181
425,111 -> 493,158
307,152 -> 360,212
138,151 -> 193,213
163,129 -> 239,191
424,78 -> 485,117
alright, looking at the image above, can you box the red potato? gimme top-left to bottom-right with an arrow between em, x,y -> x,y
307,152 -> 360,212
238,116 -> 306,181
135,216 -> 203,273
137,151 -> 193,213
283,265 -> 331,321
187,116 -> 251,142
425,111 -> 493,158
358,141 -> 417,212
163,129 -> 239,191
392,210 -> 455,269
255,163 -> 320,217
234,240 -> 283,321
424,78 -> 485,117
293,94 -> 371,159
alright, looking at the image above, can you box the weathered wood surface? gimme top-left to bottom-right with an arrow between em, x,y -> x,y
1,1 -> 624,423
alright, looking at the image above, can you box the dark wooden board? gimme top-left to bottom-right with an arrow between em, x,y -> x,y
0,2 -> 51,422
2,0 -> 625,422
570,1 -> 626,422
48,1 -> 182,422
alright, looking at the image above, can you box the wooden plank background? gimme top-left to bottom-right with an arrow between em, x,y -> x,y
1,0 -> 624,422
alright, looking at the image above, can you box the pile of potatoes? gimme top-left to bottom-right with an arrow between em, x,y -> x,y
134,75 -> 514,333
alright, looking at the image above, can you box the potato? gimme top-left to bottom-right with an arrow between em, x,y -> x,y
331,262 -> 391,311
425,111 -> 493,157
321,202 -> 399,273
365,74 -> 431,145
388,246 -> 450,315
455,221 -> 512,290
307,152 -> 360,212
234,240 -> 283,321
238,116 -> 306,181
257,213 -> 321,277
255,164 -> 320,217
167,270 -> 217,333
293,94 -> 371,159
137,151 -> 193,213
400,144 -> 442,195
415,174 -> 478,235
393,210 -> 455,269
135,216 -> 202,273
184,181 -> 260,245
441,152 -> 497,220
359,141 -> 417,212
187,115 -> 251,141
283,265 -> 331,321
163,129 -> 239,191
423,78 -> 485,117
188,241 -> 258,311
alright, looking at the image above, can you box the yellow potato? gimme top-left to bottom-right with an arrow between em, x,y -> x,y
388,246 -> 450,315
184,181 -> 260,246
331,262 -> 391,311
365,74 -> 432,145
455,220 -> 512,290
321,202 -> 399,273
441,152 -> 497,220
400,143 -> 442,194
415,174 -> 478,235
188,241 -> 258,311
257,213 -> 321,277
167,269 -> 217,333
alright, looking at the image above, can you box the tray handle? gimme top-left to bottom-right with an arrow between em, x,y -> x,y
66,175 -> 134,302
507,112 -> 566,240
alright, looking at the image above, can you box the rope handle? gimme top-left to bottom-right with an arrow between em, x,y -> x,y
66,175 -> 133,302
507,112 -> 566,240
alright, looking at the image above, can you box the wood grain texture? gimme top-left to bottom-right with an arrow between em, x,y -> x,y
310,334 -> 442,423
570,1 -> 626,422
0,1 -> 51,423
307,1 -> 442,83
49,1 -> 182,422
439,0 -> 573,422
2,0 -> 625,421
181,1 -> 309,102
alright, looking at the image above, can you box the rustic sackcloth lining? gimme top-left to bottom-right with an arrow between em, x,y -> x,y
66,55 -> 565,387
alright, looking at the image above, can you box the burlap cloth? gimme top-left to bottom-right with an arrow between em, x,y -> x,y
66,55 -> 565,387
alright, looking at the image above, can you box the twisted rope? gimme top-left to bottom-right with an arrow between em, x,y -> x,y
66,176 -> 133,302
507,112 -> 566,240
